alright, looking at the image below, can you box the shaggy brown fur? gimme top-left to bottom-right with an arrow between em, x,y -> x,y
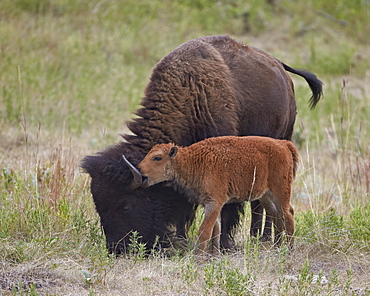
125,36 -> 308,149
138,136 -> 299,254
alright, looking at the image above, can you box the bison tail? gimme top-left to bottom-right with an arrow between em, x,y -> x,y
285,141 -> 300,179
282,63 -> 323,109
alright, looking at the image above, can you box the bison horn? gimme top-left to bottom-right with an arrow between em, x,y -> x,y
122,155 -> 142,190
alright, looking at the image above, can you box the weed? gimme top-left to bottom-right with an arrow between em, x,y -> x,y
128,231 -> 147,260
202,258 -> 255,295
349,204 -> 370,244
181,260 -> 199,285
81,269 -> 98,287
11,282 -> 38,296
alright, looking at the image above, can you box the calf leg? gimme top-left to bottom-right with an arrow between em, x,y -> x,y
198,201 -> 223,254
259,192 -> 285,246
260,190 -> 294,249
211,214 -> 221,254
283,205 -> 295,249
272,185 -> 295,249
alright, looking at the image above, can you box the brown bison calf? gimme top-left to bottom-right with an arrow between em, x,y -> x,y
125,136 -> 299,254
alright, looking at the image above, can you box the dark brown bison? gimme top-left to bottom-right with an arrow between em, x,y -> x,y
133,136 -> 299,254
81,35 -> 322,254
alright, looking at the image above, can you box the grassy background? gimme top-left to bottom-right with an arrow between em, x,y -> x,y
0,0 -> 369,294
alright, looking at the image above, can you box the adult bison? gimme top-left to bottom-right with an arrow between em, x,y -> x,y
81,35 -> 322,254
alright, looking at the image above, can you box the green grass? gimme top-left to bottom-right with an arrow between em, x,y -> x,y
0,0 -> 369,294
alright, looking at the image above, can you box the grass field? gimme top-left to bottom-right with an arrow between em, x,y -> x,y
0,0 -> 369,295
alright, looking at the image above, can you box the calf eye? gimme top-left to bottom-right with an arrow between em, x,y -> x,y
153,156 -> 162,161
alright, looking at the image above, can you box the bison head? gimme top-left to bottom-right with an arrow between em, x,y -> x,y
81,143 -> 195,254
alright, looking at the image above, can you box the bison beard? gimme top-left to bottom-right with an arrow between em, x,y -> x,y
81,35 -> 322,254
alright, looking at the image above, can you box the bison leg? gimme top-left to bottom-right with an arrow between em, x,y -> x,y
175,204 -> 198,241
250,200 -> 272,240
220,202 -> 244,250
198,201 -> 223,254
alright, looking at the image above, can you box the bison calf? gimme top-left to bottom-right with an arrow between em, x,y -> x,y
125,136 -> 299,254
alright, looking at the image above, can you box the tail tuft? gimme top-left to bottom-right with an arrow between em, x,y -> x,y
282,63 -> 323,109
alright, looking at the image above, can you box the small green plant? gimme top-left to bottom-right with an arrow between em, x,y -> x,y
344,268 -> 353,294
298,259 -> 313,292
181,260 -> 199,285
349,204 -> 370,244
202,258 -> 255,295
11,282 -> 38,296
81,269 -> 98,287
128,231 -> 147,260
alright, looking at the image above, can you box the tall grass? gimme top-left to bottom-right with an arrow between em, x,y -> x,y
0,0 -> 369,294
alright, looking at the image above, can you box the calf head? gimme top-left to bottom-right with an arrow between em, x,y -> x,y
137,143 -> 178,188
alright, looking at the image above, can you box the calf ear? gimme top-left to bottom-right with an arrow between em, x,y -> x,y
169,147 -> 178,158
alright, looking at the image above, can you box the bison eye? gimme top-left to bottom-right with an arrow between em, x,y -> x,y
122,205 -> 131,212
153,156 -> 162,161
